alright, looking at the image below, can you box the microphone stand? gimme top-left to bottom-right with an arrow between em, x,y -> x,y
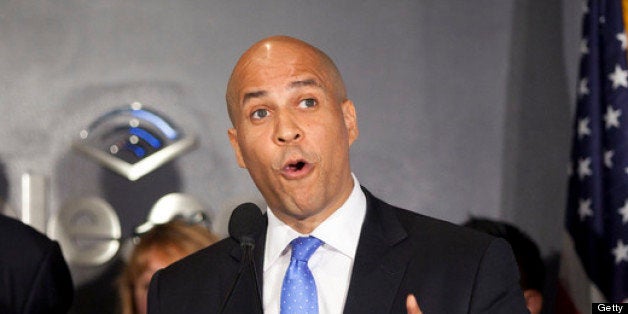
244,241 -> 263,313
219,238 -> 263,314
218,250 -> 247,314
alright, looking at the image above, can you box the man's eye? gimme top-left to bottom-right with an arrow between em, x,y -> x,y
251,109 -> 269,119
298,98 -> 317,108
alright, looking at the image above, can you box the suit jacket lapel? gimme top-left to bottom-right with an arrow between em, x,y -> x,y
343,188 -> 410,314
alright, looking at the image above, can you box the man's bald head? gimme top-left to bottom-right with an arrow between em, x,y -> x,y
226,35 -> 347,125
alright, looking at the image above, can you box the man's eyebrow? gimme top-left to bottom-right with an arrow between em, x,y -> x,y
288,79 -> 322,89
242,90 -> 267,105
241,79 -> 322,104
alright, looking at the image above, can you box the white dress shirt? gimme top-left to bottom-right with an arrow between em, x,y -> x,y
262,174 -> 367,314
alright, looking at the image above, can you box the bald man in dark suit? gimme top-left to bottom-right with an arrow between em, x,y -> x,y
148,36 -> 528,314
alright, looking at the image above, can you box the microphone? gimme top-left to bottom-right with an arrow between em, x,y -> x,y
228,202 -> 265,247
220,203 -> 264,313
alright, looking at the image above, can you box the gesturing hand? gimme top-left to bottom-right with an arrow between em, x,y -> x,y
406,294 -> 423,314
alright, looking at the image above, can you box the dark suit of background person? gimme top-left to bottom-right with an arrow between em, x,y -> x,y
148,189 -> 526,314
148,36 -> 528,313
0,214 -> 74,314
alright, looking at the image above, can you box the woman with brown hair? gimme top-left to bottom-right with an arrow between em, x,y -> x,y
118,219 -> 219,314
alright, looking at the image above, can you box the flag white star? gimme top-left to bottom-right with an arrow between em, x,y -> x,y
619,200 -> 628,224
618,32 -> 628,50
580,38 -> 589,54
579,198 -> 593,221
600,16 -> 606,24
578,117 -> 591,139
579,78 -> 590,97
604,150 -> 614,168
577,157 -> 592,180
609,64 -> 628,89
604,105 -> 622,129
612,240 -> 628,264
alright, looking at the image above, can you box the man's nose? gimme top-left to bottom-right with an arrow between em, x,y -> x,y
274,112 -> 302,145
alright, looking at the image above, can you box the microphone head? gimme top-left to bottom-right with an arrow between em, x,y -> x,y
228,202 -> 264,244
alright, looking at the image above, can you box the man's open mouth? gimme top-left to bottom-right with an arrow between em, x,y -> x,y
280,159 -> 312,179
285,161 -> 306,172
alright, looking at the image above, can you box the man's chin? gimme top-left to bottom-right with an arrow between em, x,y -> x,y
273,199 -> 324,220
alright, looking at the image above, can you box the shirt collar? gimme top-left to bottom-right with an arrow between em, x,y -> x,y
264,174 -> 367,271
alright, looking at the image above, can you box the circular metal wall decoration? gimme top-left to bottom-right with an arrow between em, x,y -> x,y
72,102 -> 197,181
48,197 -> 121,266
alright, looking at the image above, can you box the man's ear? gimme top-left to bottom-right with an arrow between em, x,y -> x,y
227,128 -> 247,168
341,99 -> 359,146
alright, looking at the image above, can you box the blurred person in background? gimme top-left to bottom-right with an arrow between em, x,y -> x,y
117,218 -> 219,314
0,161 -> 74,314
463,217 -> 546,314
0,214 -> 74,314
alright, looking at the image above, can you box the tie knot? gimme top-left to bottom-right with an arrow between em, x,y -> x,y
290,236 -> 323,262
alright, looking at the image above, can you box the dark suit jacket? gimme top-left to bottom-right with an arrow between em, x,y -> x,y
0,215 -> 74,314
148,188 -> 528,313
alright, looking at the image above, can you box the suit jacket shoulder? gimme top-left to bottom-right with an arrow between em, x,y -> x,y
343,188 -> 528,314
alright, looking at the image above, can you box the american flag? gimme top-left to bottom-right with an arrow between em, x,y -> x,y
566,0 -> 628,303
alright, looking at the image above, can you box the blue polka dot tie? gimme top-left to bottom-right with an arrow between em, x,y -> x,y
280,236 -> 323,314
